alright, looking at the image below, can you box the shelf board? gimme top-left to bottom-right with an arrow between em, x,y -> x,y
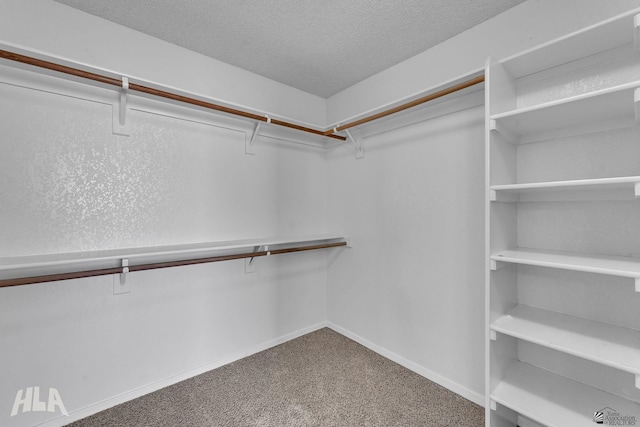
0,234 -> 346,281
492,305 -> 640,375
490,82 -> 639,141
490,176 -> 640,201
491,362 -> 640,427
502,9 -> 640,79
490,248 -> 640,280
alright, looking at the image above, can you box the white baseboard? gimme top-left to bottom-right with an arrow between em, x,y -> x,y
326,322 -> 485,407
39,321 -> 483,426
38,322 -> 328,427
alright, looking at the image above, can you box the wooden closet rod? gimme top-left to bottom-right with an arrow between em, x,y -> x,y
0,241 -> 347,288
324,75 -> 485,135
0,49 -> 484,143
0,49 -> 346,141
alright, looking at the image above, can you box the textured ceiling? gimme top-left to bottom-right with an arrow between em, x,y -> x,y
54,0 -> 525,98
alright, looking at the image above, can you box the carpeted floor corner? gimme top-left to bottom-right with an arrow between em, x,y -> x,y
68,328 -> 484,426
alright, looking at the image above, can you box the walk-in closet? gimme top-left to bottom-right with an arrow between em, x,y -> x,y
1,1 -> 639,426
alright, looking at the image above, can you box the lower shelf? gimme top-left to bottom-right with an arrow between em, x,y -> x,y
491,362 -> 640,427
491,305 -> 640,376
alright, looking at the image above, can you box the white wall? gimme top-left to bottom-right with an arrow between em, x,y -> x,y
325,93 -> 486,404
0,60 -> 329,427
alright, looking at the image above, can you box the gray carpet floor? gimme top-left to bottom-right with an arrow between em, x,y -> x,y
68,328 -> 484,426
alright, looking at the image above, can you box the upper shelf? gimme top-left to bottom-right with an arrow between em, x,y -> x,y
0,234 -> 347,284
490,82 -> 639,143
501,9 -> 640,79
490,176 -> 640,202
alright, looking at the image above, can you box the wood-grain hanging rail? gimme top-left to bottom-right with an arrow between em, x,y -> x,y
0,241 -> 348,288
0,49 -> 484,140
0,49 -> 345,140
324,75 -> 485,135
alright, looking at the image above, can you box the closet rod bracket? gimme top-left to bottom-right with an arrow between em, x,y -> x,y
246,116 -> 271,155
345,128 -> 365,159
245,245 -> 271,273
245,246 -> 261,273
345,237 -> 353,248
112,76 -> 130,137
120,259 -> 129,284
635,277 -> 640,293
113,258 -> 132,294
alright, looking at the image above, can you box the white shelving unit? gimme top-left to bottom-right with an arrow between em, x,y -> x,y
486,8 -> 640,427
